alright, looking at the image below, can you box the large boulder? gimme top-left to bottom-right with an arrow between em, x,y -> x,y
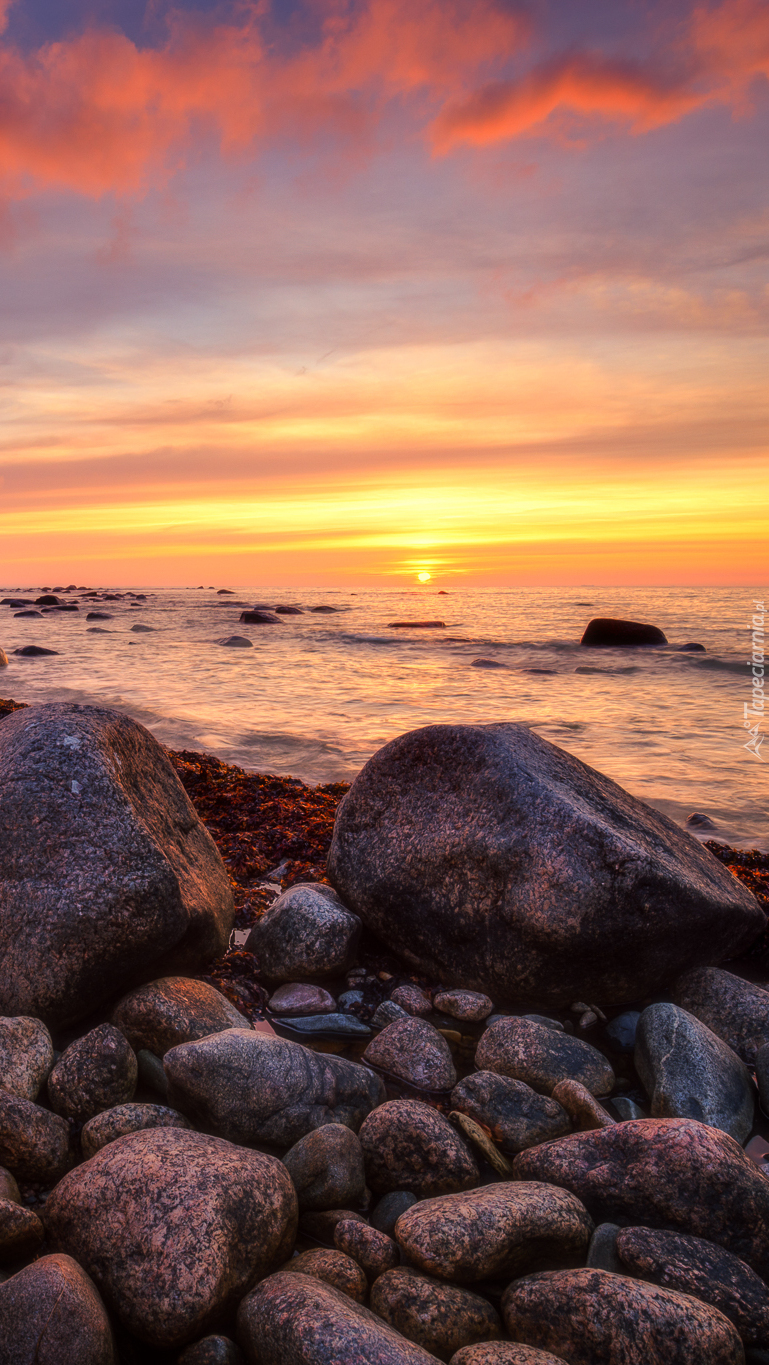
0,1254 -> 116,1365
512,1117 -> 769,1281
326,724 -> 763,1007
580,618 -> 668,647
164,1028 -> 384,1146
45,1127 -> 297,1349
0,704 -> 234,1027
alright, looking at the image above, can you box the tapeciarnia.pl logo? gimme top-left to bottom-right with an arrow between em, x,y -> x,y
744,599 -> 765,761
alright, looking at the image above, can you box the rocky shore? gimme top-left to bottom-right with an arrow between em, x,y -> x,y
1,695 -> 769,1365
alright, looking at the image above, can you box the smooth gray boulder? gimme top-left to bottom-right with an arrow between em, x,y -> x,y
326,724 -> 763,1007
246,883 -> 361,983
670,968 -> 769,1066
0,704 -> 234,1027
164,1028 -> 384,1146
635,1003 -> 754,1142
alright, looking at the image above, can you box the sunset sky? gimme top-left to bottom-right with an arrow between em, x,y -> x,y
0,0 -> 767,586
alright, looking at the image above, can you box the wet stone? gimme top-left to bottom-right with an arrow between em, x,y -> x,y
111,976 -> 249,1057
370,1267 -> 502,1362
0,1253 -> 116,1365
47,1024 -> 137,1126
635,1003 -> 754,1143
0,1016 -> 54,1101
0,1090 -> 72,1184
282,1013 -> 371,1037
394,1182 -> 593,1284
605,1011 -> 641,1053
280,1248 -> 368,1303
475,1017 -> 614,1097
449,1073 -> 571,1156
268,984 -> 337,1017
372,1191 -> 419,1237
282,1124 -> 366,1212
364,1018 -> 457,1091
501,1267 -> 744,1365
359,1099 -> 479,1199
616,1225 -> 769,1347
432,991 -> 493,1023
372,1001 -> 410,1028
334,1218 -> 400,1280
80,1102 -> 193,1159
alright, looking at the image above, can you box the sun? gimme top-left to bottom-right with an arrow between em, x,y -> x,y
417,571 -> 432,583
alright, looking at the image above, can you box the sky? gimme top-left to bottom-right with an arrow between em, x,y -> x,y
0,0 -> 767,587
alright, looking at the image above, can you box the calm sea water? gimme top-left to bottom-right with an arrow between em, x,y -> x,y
1,585 -> 766,850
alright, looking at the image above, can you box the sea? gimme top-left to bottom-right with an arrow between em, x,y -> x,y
1,584 -> 766,851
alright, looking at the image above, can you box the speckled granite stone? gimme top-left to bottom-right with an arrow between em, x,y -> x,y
0,1017 -> 53,1101
111,977 -> 249,1056
0,1199 -> 44,1263
282,1124 -> 366,1212
47,1025 -> 138,1125
334,1218 -> 399,1279
670,968 -> 769,1066
501,1267 -> 744,1364
512,1117 -> 769,1281
449,1073 -> 571,1155
364,1018 -> 457,1091
394,1182 -> 593,1284
0,703 -> 234,1027
237,1271 -> 442,1363
245,883 -> 361,983
449,1347 -> 568,1365
280,1248 -> 368,1303
326,723 -> 764,1007
0,1089 -> 72,1184
45,1127 -> 297,1349
475,1017 -> 614,1097
0,1254 -> 116,1365
359,1100 -> 479,1198
370,1267 -> 502,1362
80,1102 -> 192,1159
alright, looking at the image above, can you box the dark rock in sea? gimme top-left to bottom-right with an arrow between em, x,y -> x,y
178,1336 -> 244,1365
0,1253 -> 116,1365
12,610 -> 42,617
0,649 -> 6,667
470,659 -> 507,669
216,636 -> 253,648
687,812 -> 718,829
275,605 -> 304,614
670,967 -> 769,1066
129,623 -> 154,632
449,1347 -> 568,1365
45,1127 -> 297,1349
13,645 -> 59,656
0,1198 -> 44,1262
449,1072 -> 571,1155
370,1267 -> 502,1361
112,976 -> 249,1056
326,723 -> 764,1007
512,1117 -> 769,1280
87,627 -> 111,633
80,1101 -> 193,1159
616,1225 -> 769,1347
679,643 -> 706,651
310,605 -> 339,612
634,1003 -> 754,1142
164,1028 -> 383,1146
282,1124 -> 366,1212
580,618 -> 668,647
372,1190 -> 418,1237
501,1267 -> 743,1364
475,1016 -> 614,1096
363,1017 -> 457,1091
217,588 -> 235,594
47,1024 -> 138,1125
358,1099 -> 479,1198
394,1182 -> 592,1284
269,983 -> 337,1016
0,704 -> 234,1027
239,610 -> 282,624
34,595 -> 61,605
334,1218 -> 400,1280
388,621 -> 446,629
0,1016 -> 54,1100
237,1271 -> 440,1364
54,603 -> 79,612
245,883 -> 362,983
280,1248 -> 367,1303
0,1090 -> 72,1183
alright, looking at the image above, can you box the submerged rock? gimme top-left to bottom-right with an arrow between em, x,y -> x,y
0,704 -> 234,1027
326,724 -> 762,1007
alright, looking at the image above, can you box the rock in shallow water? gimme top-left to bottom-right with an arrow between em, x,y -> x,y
238,1272 -> 441,1363
164,1028 -> 383,1146
394,1183 -> 593,1284
512,1117 -> 769,1281
0,1253 -> 116,1365
45,1127 -> 297,1349
327,724 -> 762,1007
245,883 -> 362,983
0,703 -> 234,1027
634,1003 -> 754,1142
359,1099 -> 479,1198
370,1267 -> 502,1362
475,1016 -> 614,1097
503,1267 -> 743,1364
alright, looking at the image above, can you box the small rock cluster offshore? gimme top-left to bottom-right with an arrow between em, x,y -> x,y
0,703 -> 769,1365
